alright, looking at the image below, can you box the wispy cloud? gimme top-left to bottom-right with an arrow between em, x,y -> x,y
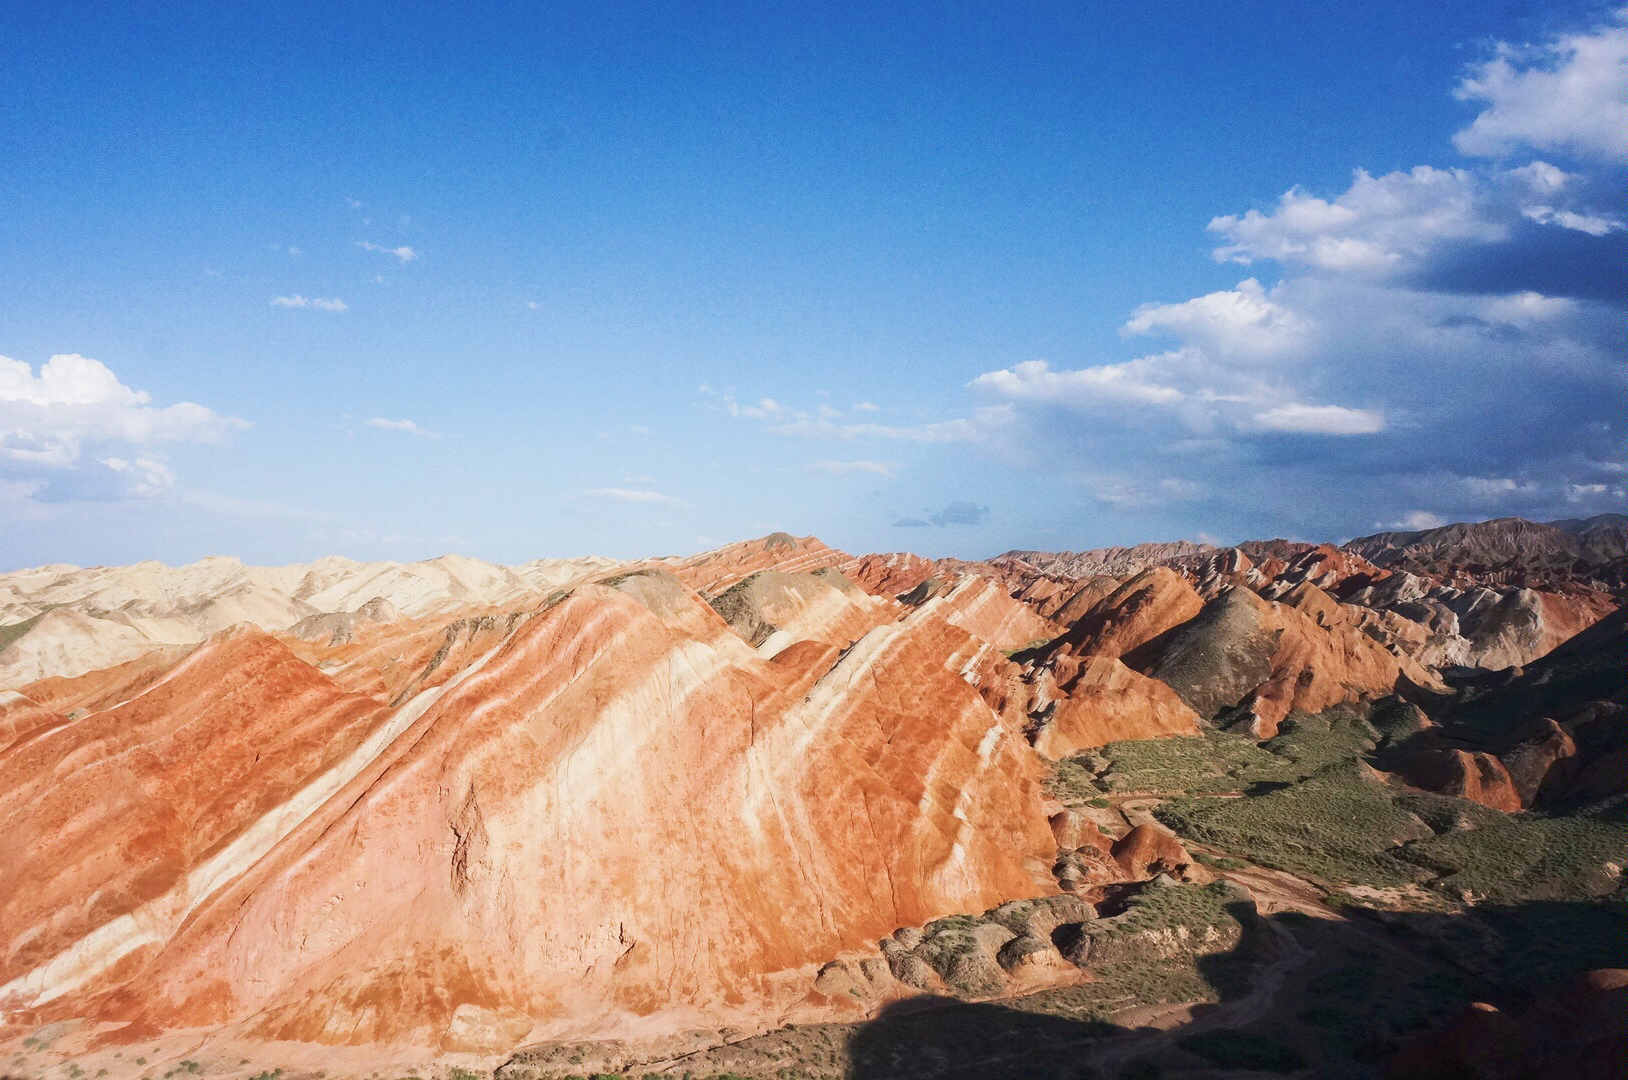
1383,511 -> 1446,531
809,459 -> 897,476
365,417 -> 440,439
357,241 -> 418,262
894,500 -> 989,527
271,295 -> 347,312
582,487 -> 686,506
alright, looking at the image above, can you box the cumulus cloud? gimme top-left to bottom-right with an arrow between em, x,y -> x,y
971,344 -> 1387,440
707,16 -> 1623,540
271,295 -> 348,311
582,487 -> 687,506
1123,278 -> 1309,357
357,241 -> 419,262
1453,15 -> 1628,162
0,353 -> 245,500
809,460 -> 897,476
1209,166 -> 1502,273
365,417 -> 440,439
953,13 -> 1625,539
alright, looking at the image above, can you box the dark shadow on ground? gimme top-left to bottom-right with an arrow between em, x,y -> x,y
841,898 -> 1628,1080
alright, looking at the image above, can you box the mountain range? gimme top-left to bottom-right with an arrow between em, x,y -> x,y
0,515 -> 1623,1079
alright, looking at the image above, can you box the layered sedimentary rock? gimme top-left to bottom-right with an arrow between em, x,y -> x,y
0,552 -> 618,686
0,561 -> 1056,1054
1347,514 -> 1627,588
1029,657 -> 1201,757
1050,567 -> 1204,660
1117,583 -> 1443,737
0,517 -> 1622,1064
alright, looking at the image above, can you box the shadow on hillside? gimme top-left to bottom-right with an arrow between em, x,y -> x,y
840,896 -> 1628,1080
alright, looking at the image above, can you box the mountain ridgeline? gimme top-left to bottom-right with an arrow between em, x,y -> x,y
0,514 -> 1623,1079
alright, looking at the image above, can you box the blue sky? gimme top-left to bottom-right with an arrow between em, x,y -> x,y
2,2 -> 1624,568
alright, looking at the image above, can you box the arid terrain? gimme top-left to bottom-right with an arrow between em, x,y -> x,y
2,515 -> 1624,1080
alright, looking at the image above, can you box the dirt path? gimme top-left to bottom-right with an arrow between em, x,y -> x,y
1083,916 -> 1313,1074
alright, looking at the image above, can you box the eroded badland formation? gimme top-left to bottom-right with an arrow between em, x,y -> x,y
1,515 -> 1625,1079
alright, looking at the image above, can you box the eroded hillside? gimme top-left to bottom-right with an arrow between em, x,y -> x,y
0,519 -> 1623,1079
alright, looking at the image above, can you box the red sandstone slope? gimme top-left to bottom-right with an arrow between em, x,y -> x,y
0,566 -> 1055,1054
0,523 -> 1622,1064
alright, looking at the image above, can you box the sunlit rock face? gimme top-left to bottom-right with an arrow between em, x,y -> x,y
0,553 -> 1056,1053
0,520 -> 1620,1059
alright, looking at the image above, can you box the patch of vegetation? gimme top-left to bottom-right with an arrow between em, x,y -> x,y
1070,705 -> 1394,801
1027,883 -> 1258,1019
0,611 -> 46,653
594,569 -> 661,589
1258,707 -> 1382,772
1042,756 -> 1099,803
1177,1030 -> 1305,1073
1103,880 -> 1243,936
1157,763 -> 1431,887
1399,805 -> 1628,902
707,574 -> 779,645
1393,790 -> 1508,835
1193,852 -> 1248,871
1077,730 -> 1282,795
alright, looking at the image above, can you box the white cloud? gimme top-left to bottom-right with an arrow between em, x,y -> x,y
1481,291 -> 1576,325
809,459 -> 897,476
365,417 -> 440,440
1453,15 -> 1628,162
357,241 -> 419,262
1209,166 -> 1501,273
769,412 -> 991,442
1123,278 -> 1309,357
969,358 -> 1183,407
1384,511 -> 1447,530
851,401 -> 881,412
1252,403 -> 1386,436
1519,204 -> 1622,235
724,395 -> 789,420
971,349 -> 1387,441
1088,476 -> 1203,508
582,487 -> 687,506
1458,475 -> 1539,498
1506,160 -> 1573,194
98,456 -> 177,496
271,295 -> 348,312
0,354 -> 244,500
0,353 -> 244,466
